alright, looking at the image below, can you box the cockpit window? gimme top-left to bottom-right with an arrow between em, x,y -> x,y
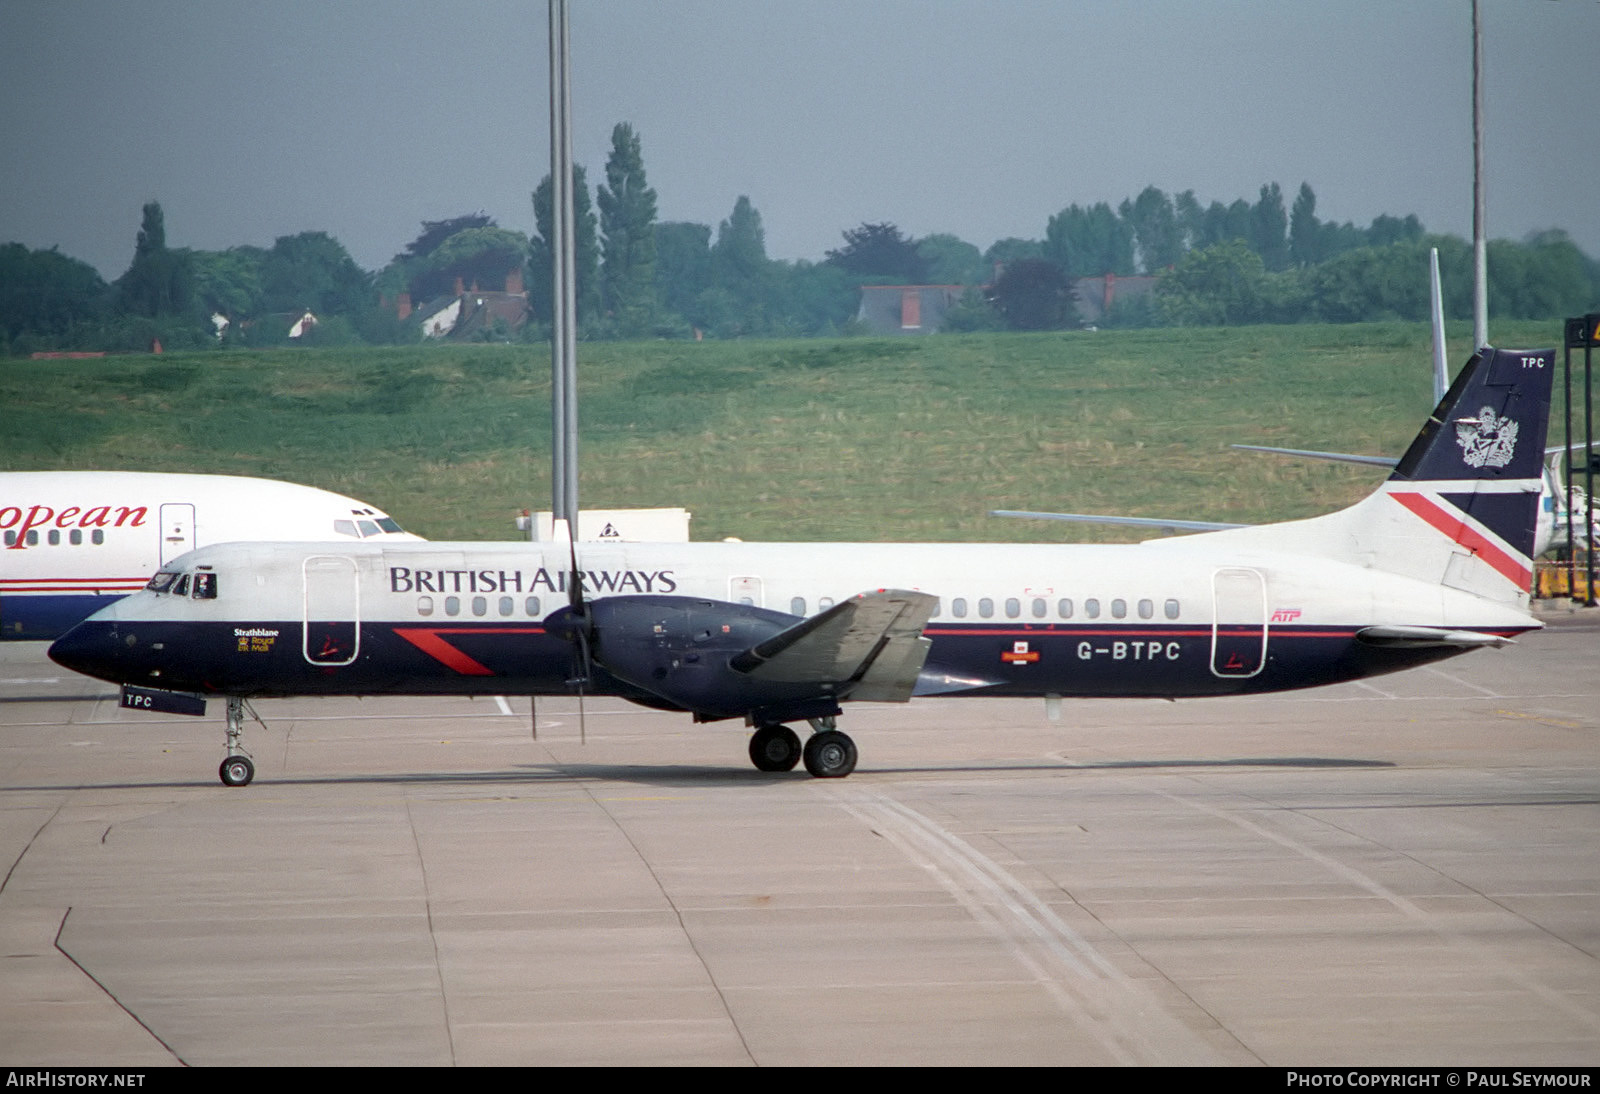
377,517 -> 403,534
192,572 -> 217,600
357,520 -> 380,538
172,573 -> 191,597
333,520 -> 359,538
146,571 -> 178,593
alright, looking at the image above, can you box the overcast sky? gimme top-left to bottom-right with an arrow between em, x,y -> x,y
3,0 -> 1595,280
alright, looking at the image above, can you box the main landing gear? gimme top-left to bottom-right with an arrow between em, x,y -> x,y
218,696 -> 265,787
748,719 -> 858,778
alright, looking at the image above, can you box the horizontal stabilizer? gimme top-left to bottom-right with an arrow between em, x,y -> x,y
990,510 -> 1246,533
1356,625 -> 1515,649
731,589 -> 938,703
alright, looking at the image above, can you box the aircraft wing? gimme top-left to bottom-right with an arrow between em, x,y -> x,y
1230,444 -> 1399,468
990,510 -> 1247,533
730,589 -> 938,703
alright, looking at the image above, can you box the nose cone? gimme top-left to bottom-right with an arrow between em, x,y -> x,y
49,620 -> 132,685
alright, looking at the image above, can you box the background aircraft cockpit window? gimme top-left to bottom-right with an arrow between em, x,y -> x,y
146,572 -> 178,593
192,573 -> 217,599
333,520 -> 359,538
377,518 -> 404,534
358,520 -> 380,538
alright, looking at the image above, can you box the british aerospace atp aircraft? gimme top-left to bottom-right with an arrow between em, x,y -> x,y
50,345 -> 1555,787
0,471 -> 419,640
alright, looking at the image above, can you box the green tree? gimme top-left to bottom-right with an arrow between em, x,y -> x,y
1289,182 -> 1322,266
712,197 -> 773,301
654,220 -> 712,325
991,258 -> 1076,330
1251,183 -> 1290,271
190,247 -> 266,324
597,122 -> 659,330
1122,186 -> 1182,273
530,168 -> 601,326
916,233 -> 986,285
0,243 -> 108,345
1044,203 -> 1133,278
1157,239 -> 1274,325
116,201 -> 194,318
826,223 -> 928,282
260,231 -> 372,316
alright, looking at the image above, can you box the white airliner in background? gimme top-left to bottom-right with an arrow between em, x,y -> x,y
1,471 -> 419,639
50,346 -> 1555,788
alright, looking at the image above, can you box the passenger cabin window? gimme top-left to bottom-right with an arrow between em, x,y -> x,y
978,598 -> 994,619
1085,598 -> 1101,619
70,529 -> 82,545
1138,599 -> 1154,619
418,596 -> 434,616
791,597 -> 806,616
1032,598 -> 1047,619
1058,598 -> 1073,619
48,530 -> 60,546
1005,598 -> 1020,619
92,529 -> 104,545
525,596 -> 541,616
1111,598 -> 1127,619
1165,599 -> 1181,620
952,598 -> 967,619
358,520 -> 381,538
377,518 -> 404,534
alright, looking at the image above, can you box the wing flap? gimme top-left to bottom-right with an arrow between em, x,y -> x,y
730,589 -> 938,703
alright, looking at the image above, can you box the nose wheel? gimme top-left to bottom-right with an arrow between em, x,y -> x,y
218,696 -> 264,787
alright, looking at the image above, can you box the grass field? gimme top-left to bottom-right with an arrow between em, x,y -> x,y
0,320 -> 1567,542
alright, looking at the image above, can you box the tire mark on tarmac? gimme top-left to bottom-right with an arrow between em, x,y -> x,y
832,785 -> 1236,1066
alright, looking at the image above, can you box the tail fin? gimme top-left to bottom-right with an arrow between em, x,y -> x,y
1190,347 -> 1556,608
1383,347 -> 1554,598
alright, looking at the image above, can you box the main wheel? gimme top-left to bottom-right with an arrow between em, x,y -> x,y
802,730 -> 857,778
749,724 -> 802,772
219,755 -> 255,787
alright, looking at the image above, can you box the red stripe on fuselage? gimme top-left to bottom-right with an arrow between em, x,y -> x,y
393,626 -> 547,676
1389,491 -> 1531,587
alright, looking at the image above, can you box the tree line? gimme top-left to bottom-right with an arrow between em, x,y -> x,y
3,125 -> 1597,355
